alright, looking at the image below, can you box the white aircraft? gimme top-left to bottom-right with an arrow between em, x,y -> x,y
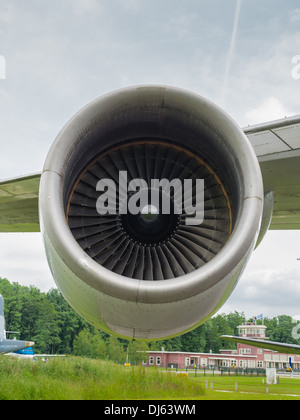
0,294 -> 34,354
0,85 -> 299,343
5,346 -> 65,360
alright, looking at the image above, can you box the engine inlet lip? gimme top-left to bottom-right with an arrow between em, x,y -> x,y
40,85 -> 264,304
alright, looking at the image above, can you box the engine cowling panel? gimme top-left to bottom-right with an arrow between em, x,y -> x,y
39,86 -> 263,339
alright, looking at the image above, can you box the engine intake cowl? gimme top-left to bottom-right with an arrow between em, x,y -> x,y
39,86 -> 263,339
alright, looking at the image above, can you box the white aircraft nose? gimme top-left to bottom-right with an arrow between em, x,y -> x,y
25,341 -> 35,348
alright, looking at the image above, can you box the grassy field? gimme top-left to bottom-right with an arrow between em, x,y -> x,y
0,356 -> 299,400
190,374 -> 300,400
0,356 -> 204,400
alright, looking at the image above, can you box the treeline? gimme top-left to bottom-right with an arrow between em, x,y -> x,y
1,278 -> 299,363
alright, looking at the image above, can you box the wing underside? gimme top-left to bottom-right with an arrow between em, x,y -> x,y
0,115 -> 299,233
244,115 -> 300,230
221,335 -> 300,356
0,173 -> 40,232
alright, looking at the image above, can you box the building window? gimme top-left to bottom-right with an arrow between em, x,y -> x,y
156,356 -> 161,366
239,360 -> 246,368
149,356 -> 154,365
257,361 -> 263,368
239,348 -> 251,355
201,358 -> 207,367
185,357 -> 190,367
248,360 -> 255,368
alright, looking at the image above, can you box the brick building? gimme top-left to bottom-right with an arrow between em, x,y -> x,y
143,323 -> 300,370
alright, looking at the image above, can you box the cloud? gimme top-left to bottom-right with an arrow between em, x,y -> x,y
72,0 -> 101,14
290,9 -> 300,23
0,233 -> 55,292
219,19 -> 300,125
222,0 -> 242,107
220,231 -> 300,319
115,0 -> 141,13
241,268 -> 300,306
245,97 -> 292,125
0,3 -> 16,24
228,267 -> 300,320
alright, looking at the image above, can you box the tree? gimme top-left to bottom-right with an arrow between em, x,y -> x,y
203,319 -> 222,353
73,328 -> 93,357
2,277 -> 300,360
107,336 -> 126,364
47,288 -> 89,353
0,279 -> 22,335
127,340 -> 149,365
180,325 -> 206,352
73,328 -> 107,359
211,315 -> 235,350
266,315 -> 299,345
31,298 -> 61,354
92,333 -> 107,359
226,311 -> 246,335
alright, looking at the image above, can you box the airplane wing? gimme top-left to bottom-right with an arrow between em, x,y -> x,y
0,115 -> 299,233
244,115 -> 300,230
221,335 -> 300,355
0,173 -> 40,232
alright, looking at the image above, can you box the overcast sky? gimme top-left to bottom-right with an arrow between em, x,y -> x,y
0,0 -> 300,321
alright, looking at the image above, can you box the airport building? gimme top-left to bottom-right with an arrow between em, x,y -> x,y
144,323 -> 300,371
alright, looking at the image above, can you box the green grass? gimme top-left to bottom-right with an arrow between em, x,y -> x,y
189,374 -> 300,400
0,356 -> 299,400
0,356 -> 204,400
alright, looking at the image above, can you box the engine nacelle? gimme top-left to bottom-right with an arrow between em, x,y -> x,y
39,86 -> 263,339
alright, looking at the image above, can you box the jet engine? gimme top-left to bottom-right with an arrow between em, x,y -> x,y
39,86 -> 263,339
